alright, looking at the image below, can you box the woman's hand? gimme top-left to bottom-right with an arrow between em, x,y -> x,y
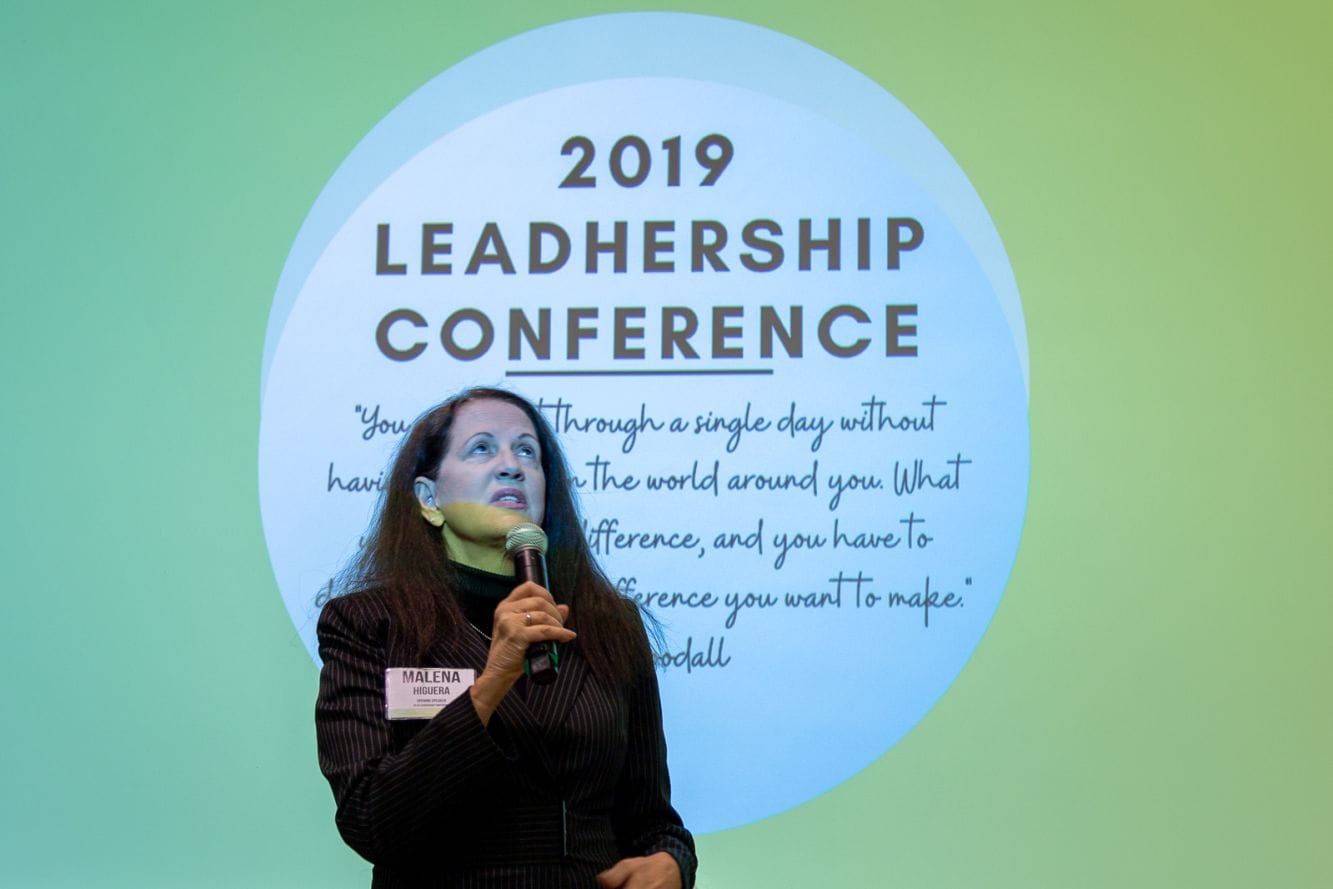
596,852 -> 682,889
468,581 -> 575,724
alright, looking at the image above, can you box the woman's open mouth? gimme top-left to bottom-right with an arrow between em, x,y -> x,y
491,489 -> 527,509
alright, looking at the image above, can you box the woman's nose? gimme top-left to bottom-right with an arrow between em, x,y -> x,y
495,450 -> 524,479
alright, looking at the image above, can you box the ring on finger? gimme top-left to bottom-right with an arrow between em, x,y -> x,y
524,611 -> 532,626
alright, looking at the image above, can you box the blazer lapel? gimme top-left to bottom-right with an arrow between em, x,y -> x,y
429,627 -> 562,784
525,641 -> 590,736
423,629 -> 589,787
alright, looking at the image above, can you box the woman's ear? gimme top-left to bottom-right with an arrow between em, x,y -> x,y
413,477 -> 445,527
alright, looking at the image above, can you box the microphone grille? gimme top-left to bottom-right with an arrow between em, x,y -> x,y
504,522 -> 548,555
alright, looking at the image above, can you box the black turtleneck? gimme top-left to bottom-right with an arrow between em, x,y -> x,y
451,561 -> 517,636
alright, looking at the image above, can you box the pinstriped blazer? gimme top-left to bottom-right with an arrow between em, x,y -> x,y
315,589 -> 696,889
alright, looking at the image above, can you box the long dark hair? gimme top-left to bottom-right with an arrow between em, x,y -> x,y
334,387 -> 652,685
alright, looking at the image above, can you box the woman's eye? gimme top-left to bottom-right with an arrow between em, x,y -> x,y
469,440 -> 493,455
517,444 -> 536,458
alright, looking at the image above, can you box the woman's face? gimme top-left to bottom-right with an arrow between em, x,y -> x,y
427,398 -> 546,526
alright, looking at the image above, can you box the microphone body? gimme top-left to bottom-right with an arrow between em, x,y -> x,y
505,524 -> 559,685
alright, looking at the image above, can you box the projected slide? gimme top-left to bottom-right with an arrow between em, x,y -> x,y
259,13 -> 1029,833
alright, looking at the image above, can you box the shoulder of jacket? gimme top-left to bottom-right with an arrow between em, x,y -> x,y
317,587 -> 396,632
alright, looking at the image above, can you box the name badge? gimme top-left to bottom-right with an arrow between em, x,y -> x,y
384,667 -> 475,720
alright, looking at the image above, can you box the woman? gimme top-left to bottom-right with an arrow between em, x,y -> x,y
315,387 -> 696,889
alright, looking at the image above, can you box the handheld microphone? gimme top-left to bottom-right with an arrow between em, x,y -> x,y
505,523 -> 558,685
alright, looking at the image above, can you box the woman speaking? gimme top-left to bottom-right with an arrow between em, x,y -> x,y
315,388 -> 696,888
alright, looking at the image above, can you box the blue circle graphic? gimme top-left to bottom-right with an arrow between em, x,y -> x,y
261,14 -> 1029,833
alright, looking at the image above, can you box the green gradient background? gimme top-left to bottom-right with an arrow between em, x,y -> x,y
3,2 -> 1328,886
